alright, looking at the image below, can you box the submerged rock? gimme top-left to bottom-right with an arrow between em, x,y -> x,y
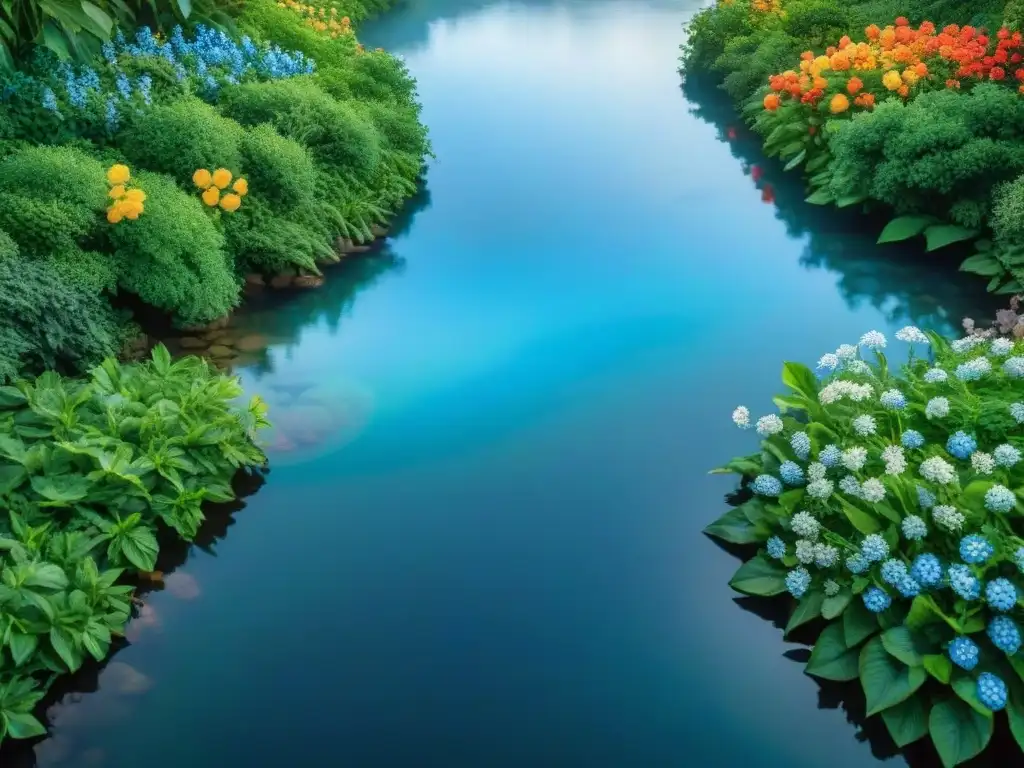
178,336 -> 207,350
234,333 -> 268,352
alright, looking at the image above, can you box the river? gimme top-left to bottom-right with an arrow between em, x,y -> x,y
6,0 -> 1001,766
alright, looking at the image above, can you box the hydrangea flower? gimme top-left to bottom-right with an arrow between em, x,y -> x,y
991,337 -> 1014,356
817,353 -> 839,372
882,445 -> 906,475
901,430 -> 925,449
986,578 -> 1017,612
732,406 -> 750,429
786,567 -> 811,599
951,336 -> 985,353
901,515 -> 927,541
779,461 -> 805,486
988,616 -> 1021,655
948,564 -> 981,599
848,361 -> 871,376
896,326 -> 928,343
1004,357 -> 1024,378
948,636 -> 980,670
846,554 -> 868,574
790,432 -> 810,460
994,444 -> 1022,467
920,456 -> 956,484
880,558 -> 908,586
807,462 -> 826,482
823,579 -> 840,597
819,444 -> 841,467
839,475 -> 861,496
923,368 -> 948,383
910,553 -> 942,586
756,415 -> 784,436
985,485 -> 1016,513
961,534 -> 994,564
933,505 -> 965,532
946,431 -> 977,459
819,381 -> 874,405
1016,546 -> 1024,573
806,479 -> 834,500
917,486 -> 936,510
795,539 -> 815,564
790,511 -> 820,540
41,87 -> 58,112
956,357 -> 991,381
860,478 -> 886,503
836,344 -> 858,361
859,331 -> 886,350
766,536 -> 786,559
115,72 -> 132,100
977,673 -> 1007,711
813,543 -> 839,569
104,96 -> 119,132
842,447 -> 868,472
853,415 -> 877,436
925,397 -> 950,419
861,534 -> 889,562
863,586 -> 891,613
1012,403 -> 1024,423
897,576 -> 920,597
879,389 -> 907,410
752,475 -> 782,497
971,452 -> 995,474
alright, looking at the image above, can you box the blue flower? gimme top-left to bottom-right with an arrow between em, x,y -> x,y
819,444 -> 841,467
880,389 -> 907,410
880,558 -> 908,586
752,475 -> 782,497
989,616 -> 1021,655
960,534 -> 994,564
116,72 -> 132,100
41,87 -> 58,112
786,567 -> 811,599
986,578 -> 1017,611
946,431 -> 977,460
901,515 -> 927,541
766,536 -> 786,560
956,358 -> 991,381
846,554 -> 868,574
916,486 -> 936,510
102,41 -> 117,64
910,553 -> 942,586
1004,357 -> 1024,378
1016,546 -> 1024,573
861,534 -> 889,563
863,586 -> 891,613
948,564 -> 981,600
948,636 -> 979,670
790,432 -> 811,461
901,430 -> 925,449
977,673 -> 1007,711
104,96 -> 118,132
985,485 -> 1016,513
897,576 -> 920,597
137,74 -> 152,105
779,461 -> 805,486
994,444 -> 1022,467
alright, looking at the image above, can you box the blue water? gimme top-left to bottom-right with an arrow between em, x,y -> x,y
10,1 -> 999,766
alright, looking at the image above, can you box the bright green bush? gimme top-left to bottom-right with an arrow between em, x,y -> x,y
240,123 -> 318,208
680,1 -> 756,73
715,31 -> 801,103
109,171 -> 240,326
781,0 -> 852,46
993,175 -> 1024,246
222,196 -> 333,273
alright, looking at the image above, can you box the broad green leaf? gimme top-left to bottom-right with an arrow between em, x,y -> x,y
907,595 -> 957,632
839,498 -> 881,534
24,563 -> 68,591
0,435 -> 27,464
877,215 -> 936,244
880,694 -> 928,748
929,697 -> 993,768
120,526 -> 159,571
728,555 -> 787,596
843,599 -> 878,647
821,588 -> 852,620
8,631 -> 38,666
0,465 -> 26,495
48,627 -> 81,672
786,591 -> 823,636
960,480 -> 994,515
0,386 -> 27,408
30,474 -> 91,504
783,148 -> 806,171
881,626 -> 928,667
924,654 -> 952,684
3,710 -> 46,739
924,224 -> 977,252
79,1 -> 113,35
1008,687 -> 1024,754
836,193 -> 867,208
806,621 -> 859,681
805,189 -> 833,205
859,636 -> 926,715
952,672 -> 993,717
708,457 -> 761,476
960,252 -> 1004,277
781,361 -> 818,401
778,488 -> 803,514
703,507 -> 768,544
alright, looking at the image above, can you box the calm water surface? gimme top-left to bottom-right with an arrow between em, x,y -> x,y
10,1 -> 1003,766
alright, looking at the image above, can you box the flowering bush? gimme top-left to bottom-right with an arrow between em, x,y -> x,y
193,166 -> 248,212
105,163 -> 146,223
711,327 -> 1024,765
278,0 -> 356,38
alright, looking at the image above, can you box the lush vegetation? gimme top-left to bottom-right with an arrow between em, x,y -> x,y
680,0 -> 1024,293
710,326 -> 1024,765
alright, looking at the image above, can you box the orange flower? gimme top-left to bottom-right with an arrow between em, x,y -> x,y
946,78 -> 961,89
846,76 -> 864,94
855,93 -> 876,108
897,84 -> 910,97
211,168 -> 232,189
193,169 -> 212,189
763,93 -> 780,110
830,51 -> 851,70
895,16 -> 909,26
232,178 -> 248,196
879,27 -> 896,48
915,62 -> 928,76
813,75 -> 828,90
202,187 -> 221,207
769,75 -> 786,91
865,24 -> 881,40
839,35 -> 852,48
991,66 -> 1007,80
219,193 -> 242,212
106,208 -> 123,224
801,50 -> 814,61
829,93 -> 850,113
1018,85 -> 1024,94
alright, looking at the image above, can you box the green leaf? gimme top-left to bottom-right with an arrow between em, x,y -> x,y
952,671 -> 993,717
881,626 -> 928,667
859,636 -> 927,716
121,526 -> 159,571
805,189 -> 833,205
960,252 -> 1004,277
781,361 -> 818,401
881,695 -> 928,748
24,563 -> 67,591
3,710 -> 46,740
843,599 -> 878,647
728,554 -> 787,596
838,497 -> 881,534
821,588 -> 852,620
8,631 -> 38,666
924,224 -> 977,252
929,697 -> 993,768
0,465 -> 26,495
836,193 -> 867,208
1007,687 -> 1024,754
924,654 -> 952,684
0,386 -> 27,408
703,507 -> 769,544
48,627 -> 81,672
806,621 -> 859,681
786,591 -> 823,636
708,456 -> 761,476
783,148 -> 807,171
79,1 -> 113,35
877,215 -> 936,244
29,474 -> 91,505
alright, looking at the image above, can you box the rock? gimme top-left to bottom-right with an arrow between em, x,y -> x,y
269,273 -> 293,289
349,243 -> 372,253
179,336 -> 207,350
294,274 -> 325,289
207,344 -> 236,359
244,273 -> 265,287
235,334 -> 269,352
371,224 -> 389,238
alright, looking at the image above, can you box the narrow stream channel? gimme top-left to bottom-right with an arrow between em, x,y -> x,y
10,1 -> 1002,766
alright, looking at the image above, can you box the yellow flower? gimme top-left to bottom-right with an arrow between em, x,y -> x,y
829,93 -> 850,113
122,200 -> 144,220
125,188 -> 147,203
232,178 -> 248,196
902,69 -> 919,85
106,164 -> 130,185
882,70 -> 903,90
212,168 -> 233,188
811,55 -> 830,74
106,207 -> 123,224
108,185 -> 126,199
220,193 -> 242,212
193,168 -> 213,189
202,187 -> 221,207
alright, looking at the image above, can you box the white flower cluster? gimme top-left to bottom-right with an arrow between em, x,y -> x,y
881,445 -> 906,475
732,406 -> 751,429
920,456 -> 957,485
819,380 -> 873,405
971,452 -> 995,475
842,447 -> 868,472
895,326 -> 929,344
933,504 -> 965,532
756,414 -> 784,436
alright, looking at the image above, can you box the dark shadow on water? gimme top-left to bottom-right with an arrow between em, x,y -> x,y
680,74 -> 1001,332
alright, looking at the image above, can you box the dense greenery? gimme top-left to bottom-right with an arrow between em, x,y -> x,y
709,327 -> 1024,766
680,0 -> 1024,293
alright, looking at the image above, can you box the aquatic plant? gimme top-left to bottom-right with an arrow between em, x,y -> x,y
708,327 -> 1024,766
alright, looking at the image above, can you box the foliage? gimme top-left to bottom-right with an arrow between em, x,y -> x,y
709,326 -> 1024,765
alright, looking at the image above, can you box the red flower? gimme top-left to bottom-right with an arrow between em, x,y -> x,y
808,125 -> 817,135
1016,68 -> 1024,81
895,16 -> 909,26
751,165 -> 763,181
727,127 -> 737,140
991,66 -> 1006,80
999,27 -> 1011,39
761,185 -> 775,204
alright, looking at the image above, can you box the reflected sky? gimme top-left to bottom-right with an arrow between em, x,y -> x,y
6,1 -> 999,767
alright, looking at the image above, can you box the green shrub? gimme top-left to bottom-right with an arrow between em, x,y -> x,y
992,175 -> 1024,245
109,171 -> 240,326
240,123 -> 318,208
117,98 -> 245,186
356,99 -> 429,158
681,1 -> 755,74
715,30 -> 801,103
782,0 -> 852,47
222,195 -> 332,273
